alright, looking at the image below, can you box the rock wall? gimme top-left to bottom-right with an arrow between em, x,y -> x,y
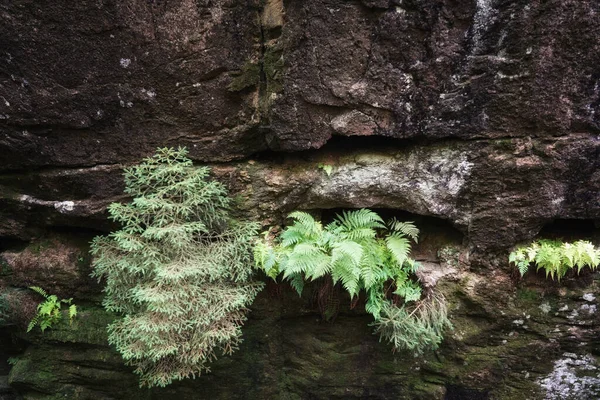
1,0 -> 600,399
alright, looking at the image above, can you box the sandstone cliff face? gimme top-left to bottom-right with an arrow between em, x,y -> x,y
1,0 -> 599,399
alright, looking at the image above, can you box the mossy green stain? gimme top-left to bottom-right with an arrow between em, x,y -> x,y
228,62 -> 261,92
263,45 -> 284,95
516,287 -> 540,303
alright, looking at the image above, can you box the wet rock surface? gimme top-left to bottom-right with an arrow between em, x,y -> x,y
0,0 -> 599,399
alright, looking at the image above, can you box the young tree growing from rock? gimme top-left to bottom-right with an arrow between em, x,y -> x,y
91,147 -> 263,387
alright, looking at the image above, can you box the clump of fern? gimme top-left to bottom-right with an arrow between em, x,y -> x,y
27,286 -> 77,333
509,239 -> 600,280
90,147 -> 263,388
254,209 -> 451,353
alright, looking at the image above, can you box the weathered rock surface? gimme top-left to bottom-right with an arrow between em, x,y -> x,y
2,135 -> 598,251
1,233 -> 99,300
1,0 -> 600,399
266,0 -> 600,149
2,1 -> 599,166
0,0 -> 266,171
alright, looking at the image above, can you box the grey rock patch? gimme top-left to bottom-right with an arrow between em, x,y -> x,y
539,353 -> 600,400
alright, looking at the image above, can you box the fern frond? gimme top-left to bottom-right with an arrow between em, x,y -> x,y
394,281 -> 422,303
372,295 -> 451,354
253,240 -> 280,279
29,286 -> 48,299
389,219 -> 420,243
27,315 -> 39,333
335,209 -> 385,231
280,227 -> 306,247
292,243 -> 322,256
332,241 -> 363,267
365,289 -> 384,320
517,261 -> 529,277
342,227 -> 377,241
573,240 -> 600,273
510,239 -> 600,280
253,208 -> 431,355
385,233 -> 411,266
361,261 -> 382,289
287,256 -> 328,279
288,273 -> 305,295
69,305 -> 78,321
287,211 -> 320,238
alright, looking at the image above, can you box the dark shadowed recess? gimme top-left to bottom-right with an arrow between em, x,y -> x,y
538,219 -> 600,243
0,330 -> 25,375
0,238 -> 28,253
251,134 -> 420,163
1,226 -> 105,252
44,225 -> 106,241
0,327 -> 26,400
444,385 -> 489,400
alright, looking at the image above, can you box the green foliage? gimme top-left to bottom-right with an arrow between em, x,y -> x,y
373,293 -> 449,353
91,147 -> 263,388
254,209 -> 450,353
318,163 -> 333,176
228,61 -> 260,92
27,286 -> 76,333
7,357 -> 19,366
509,240 -> 600,280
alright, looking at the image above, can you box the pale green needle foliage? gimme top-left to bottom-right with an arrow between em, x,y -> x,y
509,239 -> 600,280
90,147 -> 263,388
373,293 -> 450,354
254,209 -> 450,353
27,286 -> 77,333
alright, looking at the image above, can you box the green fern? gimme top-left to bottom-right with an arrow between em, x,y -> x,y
254,209 -> 450,353
509,239 -> 600,280
91,147 -> 262,388
29,286 -> 48,298
389,219 -> 420,243
27,286 -> 76,333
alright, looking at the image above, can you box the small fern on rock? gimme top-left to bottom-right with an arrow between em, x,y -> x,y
27,286 -> 76,333
254,209 -> 450,353
509,239 -> 600,280
91,147 -> 263,388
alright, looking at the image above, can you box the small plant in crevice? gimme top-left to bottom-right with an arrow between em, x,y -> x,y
27,286 -> 77,333
509,240 -> 600,280
7,356 -> 20,366
91,147 -> 263,388
318,163 -> 333,176
254,209 -> 451,354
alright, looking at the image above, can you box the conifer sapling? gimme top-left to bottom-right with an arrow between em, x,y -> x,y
91,147 -> 263,388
